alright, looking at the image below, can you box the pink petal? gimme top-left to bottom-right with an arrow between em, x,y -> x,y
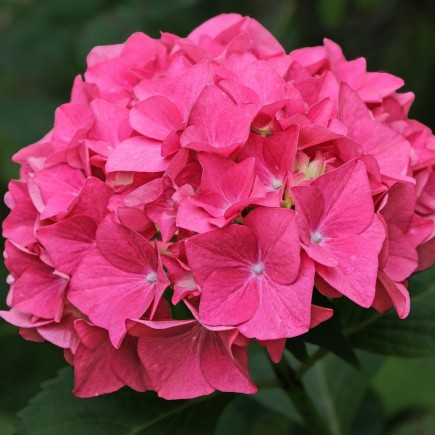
106,136 -> 171,173
134,320 -> 214,399
68,248 -> 156,348
12,265 -> 67,321
28,164 -> 86,220
185,224 -> 258,285
239,255 -> 315,339
244,207 -> 301,284
200,329 -> 256,393
316,216 -> 385,308
314,160 -> 374,236
68,176 -> 113,224
73,320 -> 150,398
349,119 -> 411,178
2,181 -> 37,247
181,85 -> 259,156
37,215 -> 97,275
199,268 -> 259,326
372,270 -> 410,319
130,96 -> 182,141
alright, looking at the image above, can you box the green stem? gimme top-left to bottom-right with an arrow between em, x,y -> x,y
295,311 -> 382,379
272,357 -> 333,435
295,347 -> 328,379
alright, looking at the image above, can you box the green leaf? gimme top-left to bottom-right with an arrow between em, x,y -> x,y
372,356 -> 435,414
350,389 -> 386,435
350,269 -> 435,357
301,293 -> 361,369
303,351 -> 384,435
18,367 -> 233,435
302,316 -> 360,370
248,345 -> 300,422
285,338 -> 309,363
215,395 -> 301,435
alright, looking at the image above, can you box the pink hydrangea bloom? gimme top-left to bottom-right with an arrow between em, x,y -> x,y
1,13 -> 434,399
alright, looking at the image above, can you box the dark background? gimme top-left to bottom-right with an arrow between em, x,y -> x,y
1,1 -> 434,433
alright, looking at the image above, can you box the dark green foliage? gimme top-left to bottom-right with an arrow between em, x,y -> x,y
1,1 -> 435,434
17,368 -> 233,435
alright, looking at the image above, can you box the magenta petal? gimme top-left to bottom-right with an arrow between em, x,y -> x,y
200,330 -> 257,394
338,82 -> 370,127
28,164 -> 86,220
181,85 -> 259,156
96,216 -> 158,273
73,320 -> 150,398
349,119 -> 411,178
244,208 -> 301,284
130,96 -> 182,141
239,255 -> 315,340
317,216 -> 385,308
89,99 -> 131,146
68,176 -> 113,223
304,243 -> 338,267
199,268 -> 259,326
2,181 -> 37,247
37,215 -> 97,275
37,314 -> 78,349
135,320 -> 214,399
69,248 -> 157,348
13,266 -> 67,321
176,198 -> 217,233
310,305 -> 334,328
292,184 -> 325,245
314,160 -> 374,236
374,270 -> 410,319
106,136 -> 171,173
185,224 -> 258,285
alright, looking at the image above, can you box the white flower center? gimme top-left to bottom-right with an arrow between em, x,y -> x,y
252,263 -> 265,276
271,178 -> 283,190
311,231 -> 323,244
146,272 -> 157,283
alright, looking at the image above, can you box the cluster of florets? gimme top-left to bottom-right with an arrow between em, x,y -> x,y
1,14 -> 434,399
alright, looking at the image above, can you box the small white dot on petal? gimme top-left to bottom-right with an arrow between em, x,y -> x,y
311,231 -> 323,244
271,178 -> 283,190
146,272 -> 157,283
252,263 -> 265,276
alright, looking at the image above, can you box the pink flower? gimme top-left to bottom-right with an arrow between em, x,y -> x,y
292,160 -> 385,307
186,207 -> 332,339
1,13 -> 434,400
69,216 -> 169,347
73,320 -> 151,397
128,318 -> 256,399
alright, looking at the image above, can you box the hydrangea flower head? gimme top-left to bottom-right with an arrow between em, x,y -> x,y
1,13 -> 434,399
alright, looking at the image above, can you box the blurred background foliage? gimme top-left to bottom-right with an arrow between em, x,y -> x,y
0,0 -> 434,434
